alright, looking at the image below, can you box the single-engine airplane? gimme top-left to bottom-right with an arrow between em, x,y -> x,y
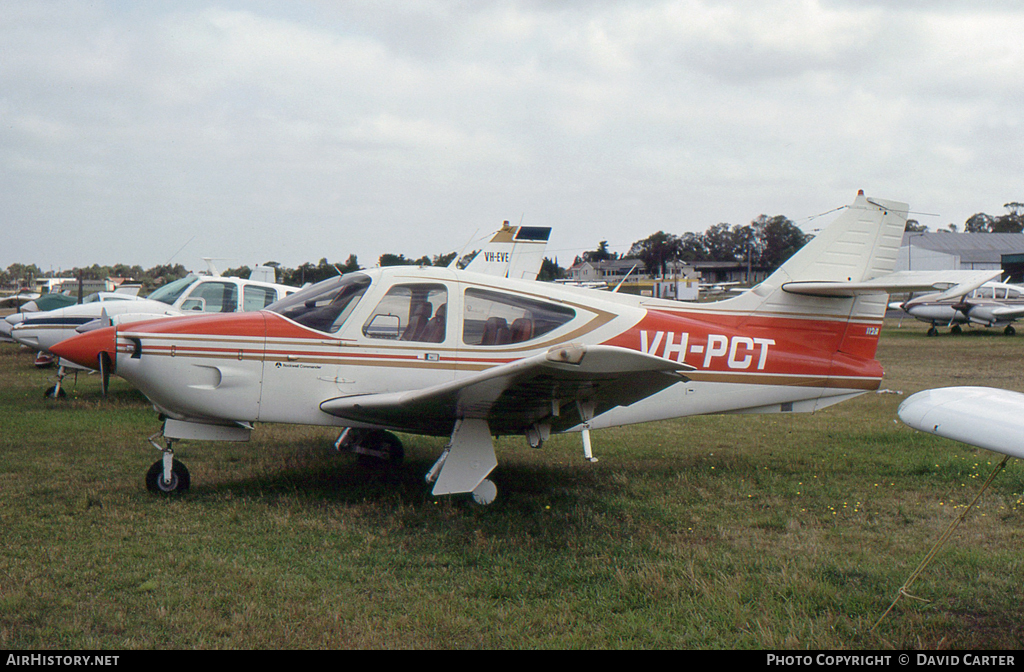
893,280 -> 1024,336
10,269 -> 294,357
11,268 -> 296,397
51,192 -> 1000,504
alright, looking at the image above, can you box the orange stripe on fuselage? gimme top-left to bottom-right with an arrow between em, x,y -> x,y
120,311 -> 268,337
119,309 -> 883,385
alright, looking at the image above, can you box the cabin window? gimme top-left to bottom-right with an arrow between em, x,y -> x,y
269,273 -> 371,333
362,284 -> 448,342
462,288 -> 575,346
243,285 -> 279,311
181,281 -> 239,313
148,274 -> 198,306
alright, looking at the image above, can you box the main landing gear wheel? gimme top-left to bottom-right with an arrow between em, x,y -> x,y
356,430 -> 405,467
145,459 -> 191,494
950,325 -> 962,335
1005,325 -> 1016,336
471,479 -> 497,506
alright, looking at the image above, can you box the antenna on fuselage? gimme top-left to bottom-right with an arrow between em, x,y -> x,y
450,228 -> 482,269
612,264 -> 638,293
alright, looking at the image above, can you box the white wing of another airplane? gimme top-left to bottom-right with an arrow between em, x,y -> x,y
782,270 -> 1000,299
898,387 -> 1024,458
320,343 -> 693,436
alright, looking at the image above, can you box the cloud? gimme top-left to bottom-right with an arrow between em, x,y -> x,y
2,0 -> 1024,272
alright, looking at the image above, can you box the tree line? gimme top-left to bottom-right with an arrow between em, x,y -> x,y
906,202 -> 1024,234
0,251 -> 490,292
579,214 -> 812,278
1,262 -> 191,293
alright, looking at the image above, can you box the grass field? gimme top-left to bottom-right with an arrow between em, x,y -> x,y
1,318 -> 1022,649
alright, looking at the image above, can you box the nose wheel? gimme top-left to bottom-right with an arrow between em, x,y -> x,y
44,365 -> 71,399
145,458 -> 191,494
146,433 -> 191,494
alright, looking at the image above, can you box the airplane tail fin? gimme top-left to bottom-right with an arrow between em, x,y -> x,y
248,265 -> 278,284
723,191 -> 909,322
463,222 -> 552,280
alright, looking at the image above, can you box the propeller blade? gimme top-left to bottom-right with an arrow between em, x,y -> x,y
98,352 -> 111,397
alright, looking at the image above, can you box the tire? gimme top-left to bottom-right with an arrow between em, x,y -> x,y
471,479 -> 498,506
356,430 -> 405,467
145,459 -> 191,494
44,385 -> 66,399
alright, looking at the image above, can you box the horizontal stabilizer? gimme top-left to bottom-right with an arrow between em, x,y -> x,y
320,344 -> 692,436
898,386 -> 1024,458
782,270 -> 1001,299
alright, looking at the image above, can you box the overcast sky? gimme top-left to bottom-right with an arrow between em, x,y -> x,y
3,0 -> 1023,275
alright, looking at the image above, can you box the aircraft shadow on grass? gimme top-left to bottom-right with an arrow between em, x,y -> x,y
165,443 -> 616,509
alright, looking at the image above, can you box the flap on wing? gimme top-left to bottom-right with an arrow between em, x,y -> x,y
782,270 -> 1001,298
320,343 -> 692,436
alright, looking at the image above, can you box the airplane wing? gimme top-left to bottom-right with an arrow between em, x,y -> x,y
782,270 -> 1001,299
991,305 -> 1024,320
320,344 -> 693,436
0,292 -> 41,307
898,386 -> 1024,459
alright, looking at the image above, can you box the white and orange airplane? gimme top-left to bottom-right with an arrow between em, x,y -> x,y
51,193 -> 999,503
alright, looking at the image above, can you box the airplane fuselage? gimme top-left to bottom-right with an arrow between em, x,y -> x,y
77,267 -> 884,435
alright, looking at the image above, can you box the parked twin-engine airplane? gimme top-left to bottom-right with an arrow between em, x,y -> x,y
893,280 -> 1024,336
51,193 -> 999,504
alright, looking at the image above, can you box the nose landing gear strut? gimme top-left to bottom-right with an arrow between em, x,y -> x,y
145,432 -> 191,494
